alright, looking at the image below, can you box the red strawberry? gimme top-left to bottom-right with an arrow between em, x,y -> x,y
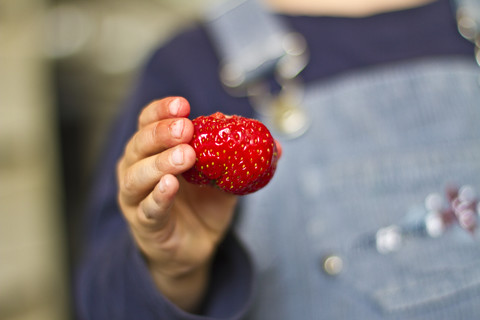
182,112 -> 279,195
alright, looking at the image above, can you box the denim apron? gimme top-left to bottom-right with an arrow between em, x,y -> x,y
205,1 -> 480,319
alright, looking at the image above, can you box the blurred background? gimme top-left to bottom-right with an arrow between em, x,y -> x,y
0,0 -> 218,319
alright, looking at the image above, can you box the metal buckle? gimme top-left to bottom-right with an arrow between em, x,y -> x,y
456,4 -> 480,66
222,31 -> 311,139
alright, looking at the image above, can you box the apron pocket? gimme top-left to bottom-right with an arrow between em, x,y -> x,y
341,226 -> 480,314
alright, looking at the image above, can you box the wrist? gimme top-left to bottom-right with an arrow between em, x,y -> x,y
149,260 -> 212,314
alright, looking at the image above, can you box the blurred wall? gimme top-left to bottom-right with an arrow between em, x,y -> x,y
0,0 -> 69,319
0,0 -> 219,319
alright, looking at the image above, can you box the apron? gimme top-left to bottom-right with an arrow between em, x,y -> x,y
205,1 -> 480,318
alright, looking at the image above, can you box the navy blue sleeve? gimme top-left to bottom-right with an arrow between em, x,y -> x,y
74,25 -> 254,320
75,225 -> 253,320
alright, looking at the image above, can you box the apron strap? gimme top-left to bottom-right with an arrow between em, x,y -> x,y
203,0 -> 307,92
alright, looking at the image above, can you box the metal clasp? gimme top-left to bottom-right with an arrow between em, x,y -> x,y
456,3 -> 480,66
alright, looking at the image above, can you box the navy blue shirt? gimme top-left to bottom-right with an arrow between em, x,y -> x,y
75,0 -> 474,319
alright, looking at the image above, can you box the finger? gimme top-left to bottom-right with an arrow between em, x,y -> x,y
137,174 -> 179,229
124,117 -> 193,166
120,144 -> 196,204
138,97 -> 190,129
274,139 -> 282,159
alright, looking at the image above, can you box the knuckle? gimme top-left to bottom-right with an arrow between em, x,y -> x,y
152,121 -> 163,144
152,186 -> 164,206
138,100 -> 155,127
122,167 -> 137,194
131,131 -> 142,157
154,152 -> 168,173
121,136 -> 137,166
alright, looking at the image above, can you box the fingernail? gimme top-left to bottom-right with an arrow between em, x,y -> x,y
169,98 -> 180,116
171,147 -> 184,165
159,176 -> 168,193
170,119 -> 184,139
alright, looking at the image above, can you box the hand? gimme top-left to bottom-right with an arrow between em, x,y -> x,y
116,97 -> 238,312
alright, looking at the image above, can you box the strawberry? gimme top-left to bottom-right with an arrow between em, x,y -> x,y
182,112 -> 279,195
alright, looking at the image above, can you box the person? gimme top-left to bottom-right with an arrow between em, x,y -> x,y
74,0 -> 480,319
